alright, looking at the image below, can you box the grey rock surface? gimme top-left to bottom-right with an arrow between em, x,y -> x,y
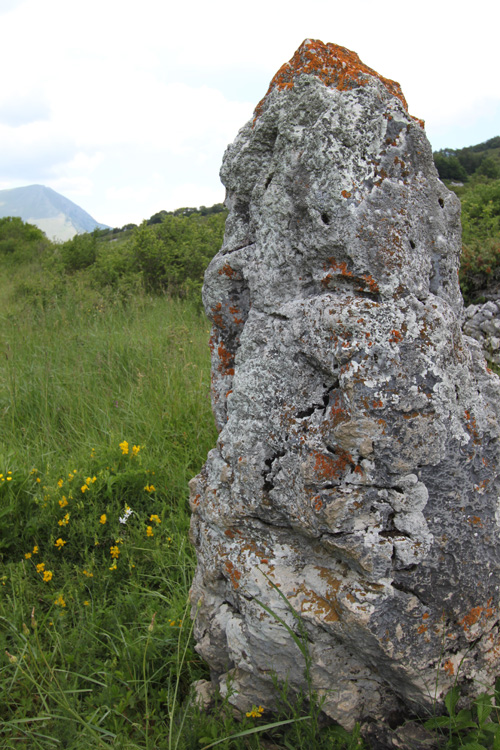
189,39 -> 500,728
464,299 -> 500,365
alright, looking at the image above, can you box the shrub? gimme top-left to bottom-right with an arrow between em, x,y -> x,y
60,232 -> 98,272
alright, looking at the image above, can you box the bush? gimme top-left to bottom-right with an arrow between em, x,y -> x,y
60,232 -> 98,272
0,216 -> 48,261
131,213 -> 224,297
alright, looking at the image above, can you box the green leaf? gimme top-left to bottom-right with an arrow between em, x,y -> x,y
483,723 -> 500,736
424,716 -> 454,729
476,692 -> 493,725
455,708 -> 475,729
445,686 -> 460,717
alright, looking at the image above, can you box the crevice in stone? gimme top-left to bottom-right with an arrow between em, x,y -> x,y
221,241 -> 256,257
265,173 -> 274,190
391,580 -> 431,608
268,311 -> 290,321
262,450 -> 286,493
296,382 -> 340,420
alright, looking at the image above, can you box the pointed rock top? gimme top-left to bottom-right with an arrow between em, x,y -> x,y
254,38 -> 409,122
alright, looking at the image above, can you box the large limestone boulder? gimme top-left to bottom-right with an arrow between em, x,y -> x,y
189,39 -> 500,728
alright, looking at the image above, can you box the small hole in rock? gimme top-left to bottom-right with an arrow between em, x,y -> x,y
409,239 -> 416,249
438,198 -> 444,208
321,212 -> 331,225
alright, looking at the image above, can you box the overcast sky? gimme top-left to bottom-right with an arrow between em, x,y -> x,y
0,0 -> 499,228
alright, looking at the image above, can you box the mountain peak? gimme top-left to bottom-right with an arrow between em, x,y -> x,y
0,185 -> 108,241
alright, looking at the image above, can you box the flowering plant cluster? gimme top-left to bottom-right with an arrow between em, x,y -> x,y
11,441 -> 171,612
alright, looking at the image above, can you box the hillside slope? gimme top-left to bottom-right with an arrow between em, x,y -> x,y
0,184 -> 108,241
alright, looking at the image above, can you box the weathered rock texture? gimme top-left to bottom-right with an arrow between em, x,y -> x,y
189,39 -> 500,728
464,299 -> 500,366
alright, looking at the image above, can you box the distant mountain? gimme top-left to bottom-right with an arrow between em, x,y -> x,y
0,184 -> 109,241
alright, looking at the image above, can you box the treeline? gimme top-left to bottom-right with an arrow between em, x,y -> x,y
433,136 -> 500,182
0,205 -> 227,304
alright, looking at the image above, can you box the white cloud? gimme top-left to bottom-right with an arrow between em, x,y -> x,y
0,0 -> 498,224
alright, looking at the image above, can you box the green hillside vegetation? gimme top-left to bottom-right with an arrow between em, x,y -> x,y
0,206 -> 226,312
433,136 -> 500,302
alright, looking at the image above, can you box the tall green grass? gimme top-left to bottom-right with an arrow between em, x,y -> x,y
0,279 -> 215,747
0,271 -> 365,748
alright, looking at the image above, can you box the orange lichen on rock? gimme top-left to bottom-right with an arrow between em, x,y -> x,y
224,560 -> 241,589
218,263 -> 239,279
460,601 -> 495,631
313,449 -> 353,481
253,39 -> 409,124
443,659 -> 455,676
217,341 -> 235,376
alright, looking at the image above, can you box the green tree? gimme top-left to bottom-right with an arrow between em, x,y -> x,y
477,156 -> 500,179
434,152 -> 468,182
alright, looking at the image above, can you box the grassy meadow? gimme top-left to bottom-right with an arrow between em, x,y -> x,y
0,231 -> 363,749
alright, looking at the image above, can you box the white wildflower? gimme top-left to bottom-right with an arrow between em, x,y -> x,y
119,506 -> 134,524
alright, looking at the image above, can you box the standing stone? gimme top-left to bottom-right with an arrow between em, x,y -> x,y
189,39 -> 500,729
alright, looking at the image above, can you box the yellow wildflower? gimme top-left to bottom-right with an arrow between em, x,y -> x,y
119,440 -> 129,455
57,479 -> 63,488
149,514 -> 161,524
146,526 -> 154,537
55,595 -> 66,607
110,545 -> 120,559
246,705 -> 264,718
58,513 -> 70,526
36,562 -> 45,573
33,545 -> 39,554
99,514 -> 107,524
59,497 -> 68,508
144,484 -> 155,493
36,477 -> 41,483
82,569 -> 94,577
43,570 -> 53,582
25,552 -> 32,559
84,600 -> 90,606
109,562 -> 117,571
131,444 -> 141,457
6,476 -> 12,482
81,484 -> 89,493
54,538 -> 66,549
